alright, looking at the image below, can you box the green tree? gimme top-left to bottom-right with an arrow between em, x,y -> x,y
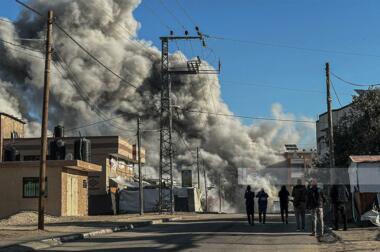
334,88 -> 380,166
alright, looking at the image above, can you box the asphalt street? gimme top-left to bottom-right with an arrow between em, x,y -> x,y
37,214 -> 341,252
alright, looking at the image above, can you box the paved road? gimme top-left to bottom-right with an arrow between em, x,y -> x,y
41,214 -> 334,252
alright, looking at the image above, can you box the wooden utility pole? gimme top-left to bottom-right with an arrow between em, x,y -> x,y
196,147 -> 200,190
38,10 -> 53,230
203,161 -> 208,212
137,117 -> 143,215
325,62 -> 335,183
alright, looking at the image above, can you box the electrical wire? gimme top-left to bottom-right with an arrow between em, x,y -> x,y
179,108 -> 316,124
15,0 -> 139,89
330,80 -> 343,107
143,1 -> 174,31
206,35 -> 380,59
174,0 -> 197,27
0,43 -> 44,59
157,0 -> 187,31
331,72 -> 380,87
0,38 -> 41,53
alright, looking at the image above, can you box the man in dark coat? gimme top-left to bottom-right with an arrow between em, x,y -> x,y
292,179 -> 307,231
244,185 -> 255,225
330,179 -> 349,231
308,178 -> 326,237
256,188 -> 269,224
278,185 -> 290,224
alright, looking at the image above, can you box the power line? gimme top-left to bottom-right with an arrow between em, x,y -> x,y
52,50 -> 133,133
157,0 -> 187,31
331,72 -> 380,87
179,108 -> 316,124
174,0 -> 197,27
143,1 -> 174,31
16,0 -> 139,89
54,23 -> 138,89
0,43 -> 44,59
206,35 -> 380,59
88,1 -> 149,52
0,38 -> 41,53
330,80 -> 343,107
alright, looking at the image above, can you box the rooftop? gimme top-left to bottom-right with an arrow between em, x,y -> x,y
0,112 -> 26,124
349,155 -> 380,163
0,160 -> 102,172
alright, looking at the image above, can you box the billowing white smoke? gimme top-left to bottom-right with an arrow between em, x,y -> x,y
0,0 -> 315,211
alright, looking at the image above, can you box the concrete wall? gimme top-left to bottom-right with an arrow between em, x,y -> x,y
0,165 -> 61,218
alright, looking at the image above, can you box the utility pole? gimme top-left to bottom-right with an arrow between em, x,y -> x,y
196,147 -> 200,190
325,62 -> 335,184
137,117 -> 143,215
159,29 -> 219,213
203,160 -> 208,212
38,10 -> 53,230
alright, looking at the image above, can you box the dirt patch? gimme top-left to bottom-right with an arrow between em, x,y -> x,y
0,211 -> 60,226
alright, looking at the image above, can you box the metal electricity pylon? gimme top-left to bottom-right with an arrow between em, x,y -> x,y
159,28 -> 220,213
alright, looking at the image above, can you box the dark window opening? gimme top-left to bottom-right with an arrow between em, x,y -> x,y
23,177 -> 48,198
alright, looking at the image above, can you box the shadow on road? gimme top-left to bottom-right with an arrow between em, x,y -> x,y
38,214 -> 319,252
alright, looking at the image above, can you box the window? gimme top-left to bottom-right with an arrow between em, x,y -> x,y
23,177 -> 48,198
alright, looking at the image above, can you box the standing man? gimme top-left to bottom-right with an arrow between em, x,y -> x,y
308,178 -> 326,237
292,179 -> 307,231
244,185 -> 255,225
256,188 -> 269,224
330,179 -> 349,231
278,185 -> 290,224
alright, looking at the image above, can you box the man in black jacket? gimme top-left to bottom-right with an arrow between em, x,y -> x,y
330,179 -> 349,231
292,179 -> 307,231
244,185 -> 255,225
308,178 -> 326,237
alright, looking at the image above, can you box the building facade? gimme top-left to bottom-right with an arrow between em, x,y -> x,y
0,160 -> 101,218
0,113 -> 25,161
316,104 -> 352,160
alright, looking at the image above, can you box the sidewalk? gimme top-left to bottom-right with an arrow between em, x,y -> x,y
331,225 -> 380,251
0,211 -> 203,251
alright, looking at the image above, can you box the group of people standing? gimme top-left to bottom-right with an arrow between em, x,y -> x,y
244,186 -> 269,225
245,178 -> 350,237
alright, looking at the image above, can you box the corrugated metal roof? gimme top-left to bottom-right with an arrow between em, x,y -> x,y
349,155 -> 380,163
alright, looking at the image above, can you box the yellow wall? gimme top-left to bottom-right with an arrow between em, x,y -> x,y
0,165 -> 61,218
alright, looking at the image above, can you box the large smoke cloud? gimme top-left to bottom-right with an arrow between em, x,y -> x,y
0,0 -> 315,211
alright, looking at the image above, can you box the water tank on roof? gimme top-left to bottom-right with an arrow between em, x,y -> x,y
74,138 -> 91,162
54,125 -> 64,138
49,139 -> 66,160
4,145 -> 20,161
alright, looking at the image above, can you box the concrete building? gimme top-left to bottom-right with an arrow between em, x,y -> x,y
0,160 -> 101,218
284,144 -> 315,185
0,113 -> 25,161
316,104 -> 352,160
4,135 -> 145,215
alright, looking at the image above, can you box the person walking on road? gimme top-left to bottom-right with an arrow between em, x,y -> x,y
308,178 -> 326,237
292,179 -> 307,231
278,185 -> 290,224
244,185 -> 255,225
330,179 -> 349,231
256,188 -> 269,224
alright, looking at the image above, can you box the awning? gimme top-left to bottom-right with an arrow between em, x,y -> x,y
110,176 -> 150,188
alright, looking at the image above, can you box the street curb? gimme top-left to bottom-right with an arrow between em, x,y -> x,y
0,217 -> 181,252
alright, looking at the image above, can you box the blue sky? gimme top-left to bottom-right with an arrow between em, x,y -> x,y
1,0 -> 380,124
